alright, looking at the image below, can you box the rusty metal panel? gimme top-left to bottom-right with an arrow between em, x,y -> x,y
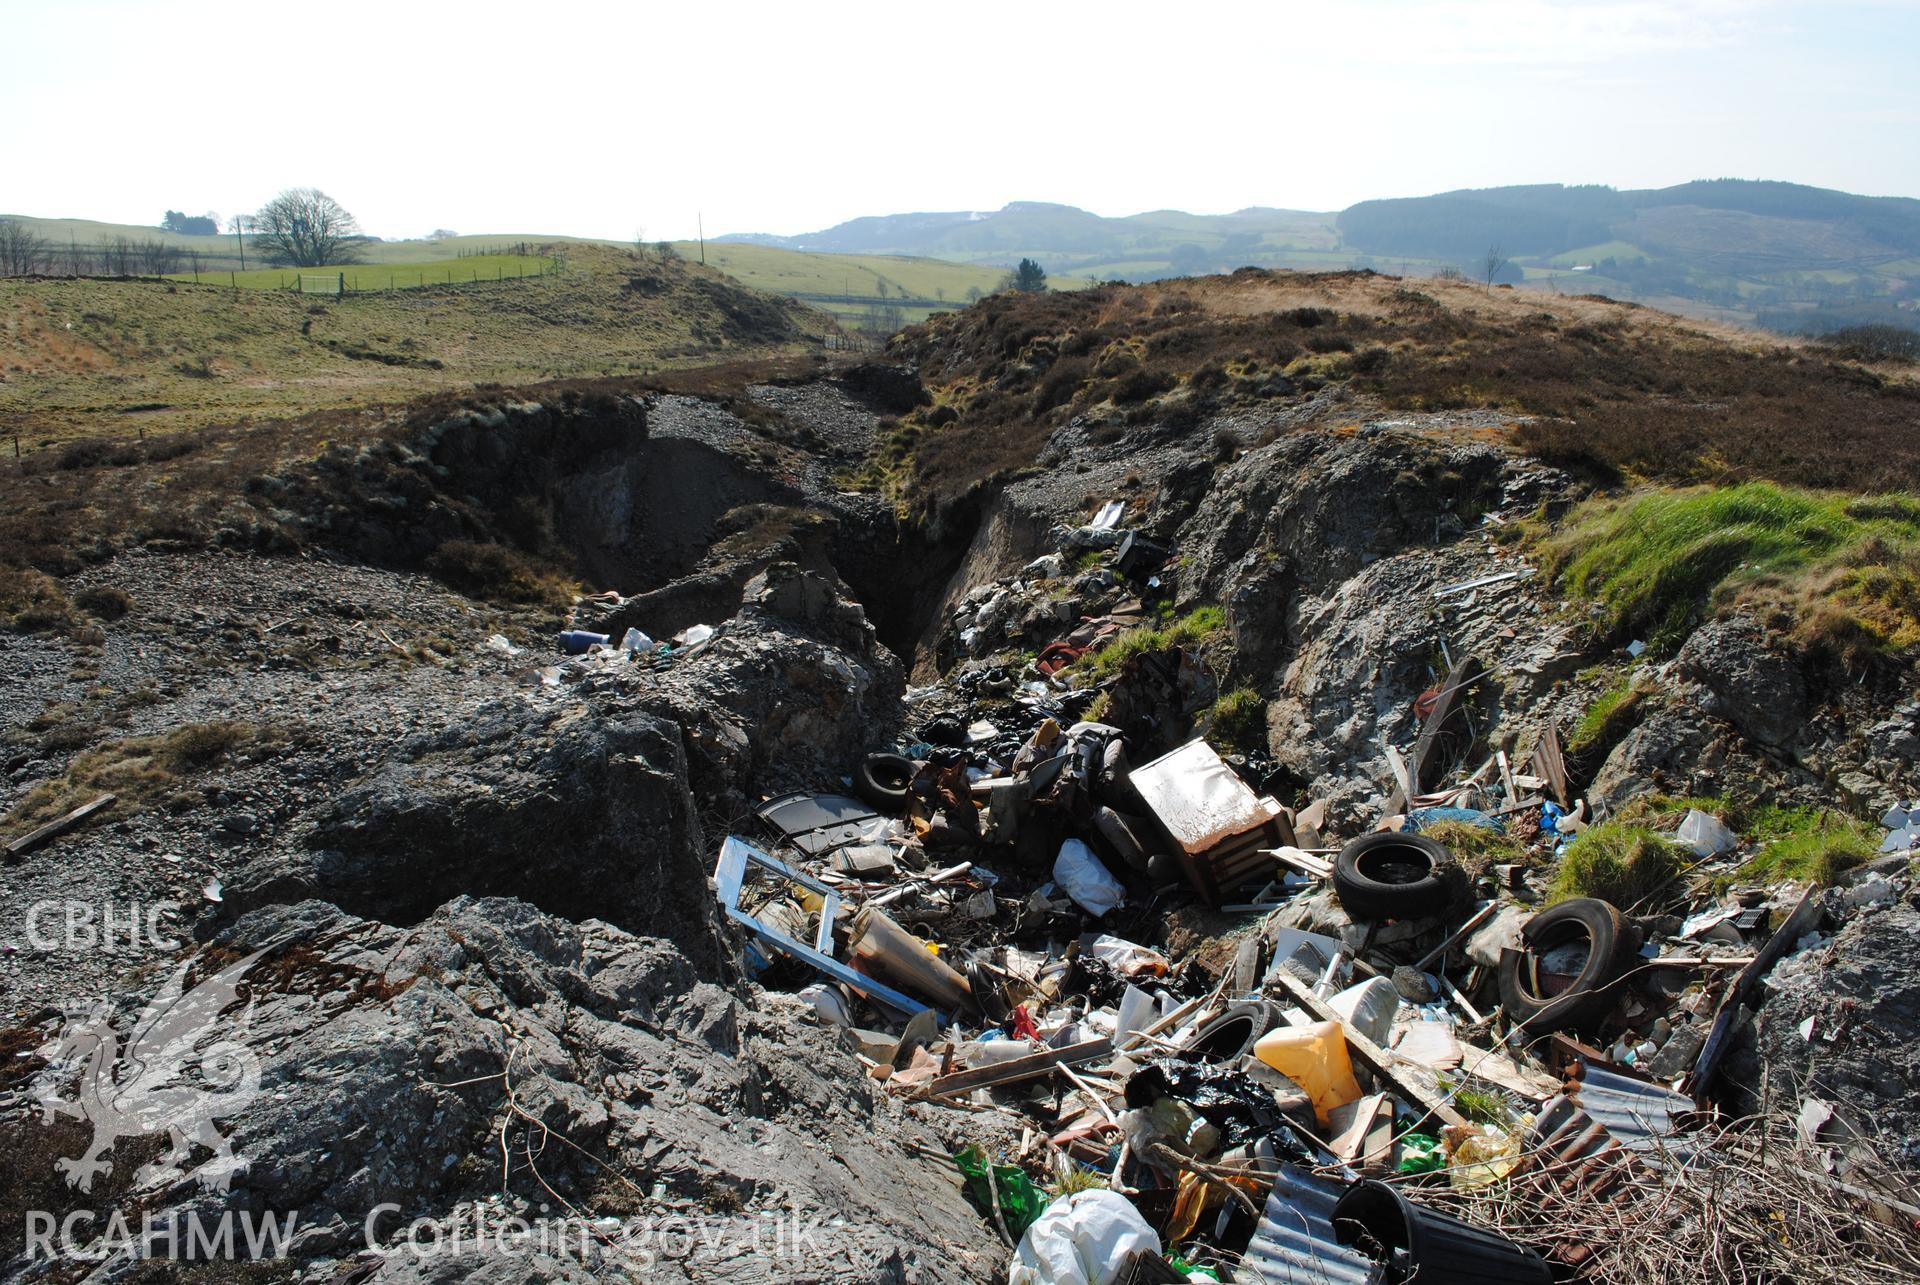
1243,1165 -> 1373,1285
1571,1065 -> 1698,1159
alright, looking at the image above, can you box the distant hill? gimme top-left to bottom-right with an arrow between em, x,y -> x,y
723,182 -> 1920,334
719,202 -> 1344,280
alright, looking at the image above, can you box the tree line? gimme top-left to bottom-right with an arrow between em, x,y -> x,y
1,188 -> 368,278
0,222 -> 225,277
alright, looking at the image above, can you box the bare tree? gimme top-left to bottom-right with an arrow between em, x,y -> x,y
253,188 -> 361,267
1483,245 -> 1509,290
136,239 -> 183,276
103,237 -> 136,275
0,218 -> 50,276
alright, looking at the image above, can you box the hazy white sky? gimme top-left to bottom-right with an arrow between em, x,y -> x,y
3,0 -> 1916,240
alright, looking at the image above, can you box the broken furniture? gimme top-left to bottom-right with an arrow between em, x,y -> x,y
1130,739 -> 1293,905
712,836 -> 945,1021
756,791 -> 888,857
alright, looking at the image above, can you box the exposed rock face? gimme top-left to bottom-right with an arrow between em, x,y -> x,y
1669,614 -> 1809,750
203,563 -> 899,975
13,897 -> 998,1281
1754,901 -> 1920,1167
238,699 -> 722,974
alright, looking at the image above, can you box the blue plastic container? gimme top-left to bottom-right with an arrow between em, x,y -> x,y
558,630 -> 610,655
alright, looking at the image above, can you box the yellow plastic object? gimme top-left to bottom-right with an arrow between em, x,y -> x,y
1443,1123 -> 1521,1190
1253,1021 -> 1363,1125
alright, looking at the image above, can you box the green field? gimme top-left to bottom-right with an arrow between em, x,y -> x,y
0,245 -> 827,446
166,254 -> 557,292
680,241 -> 1085,296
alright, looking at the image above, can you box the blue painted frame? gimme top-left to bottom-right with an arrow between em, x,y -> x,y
712,836 -> 939,1021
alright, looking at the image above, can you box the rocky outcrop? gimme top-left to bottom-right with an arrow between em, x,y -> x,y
1669,614 -> 1809,751
1754,899 -> 1920,1168
233,698 -> 723,973
15,897 -> 998,1281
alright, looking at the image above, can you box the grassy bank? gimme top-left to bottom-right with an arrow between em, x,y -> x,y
1544,482 -> 1920,658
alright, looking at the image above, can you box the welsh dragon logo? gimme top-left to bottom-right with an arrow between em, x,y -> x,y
33,950 -> 267,1193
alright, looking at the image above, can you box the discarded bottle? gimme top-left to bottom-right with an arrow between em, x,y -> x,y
1253,1020 -> 1364,1125
557,630 -> 609,655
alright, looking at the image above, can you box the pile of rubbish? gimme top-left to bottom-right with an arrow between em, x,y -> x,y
698,521 -> 1920,1281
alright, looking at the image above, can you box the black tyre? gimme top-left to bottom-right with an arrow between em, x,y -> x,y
1497,897 -> 1639,1033
1179,1000 -> 1287,1063
854,753 -> 914,814
1332,833 -> 1464,920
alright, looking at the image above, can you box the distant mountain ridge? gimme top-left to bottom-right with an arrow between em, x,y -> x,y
721,181 -> 1920,334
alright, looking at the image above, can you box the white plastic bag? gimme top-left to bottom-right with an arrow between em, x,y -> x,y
1008,1190 -> 1160,1285
1054,839 -> 1126,917
1084,934 -> 1170,977
1678,808 -> 1737,857
619,627 -> 654,654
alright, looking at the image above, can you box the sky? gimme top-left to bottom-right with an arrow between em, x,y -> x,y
3,0 -> 1917,242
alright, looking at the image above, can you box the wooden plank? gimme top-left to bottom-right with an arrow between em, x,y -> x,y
1531,726 -> 1571,807
923,1037 -> 1113,1097
1688,888 -> 1821,1096
1407,656 -> 1483,794
1265,847 -> 1334,880
1382,743 -> 1414,806
1327,1092 -> 1393,1166
4,793 -> 116,858
1265,966 -> 1468,1129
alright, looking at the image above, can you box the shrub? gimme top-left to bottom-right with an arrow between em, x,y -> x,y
2,568 -> 74,633
72,585 -> 133,621
1550,823 -> 1687,909
0,721 -> 288,843
425,540 -> 574,606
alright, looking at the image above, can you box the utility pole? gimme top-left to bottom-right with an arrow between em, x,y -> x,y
234,216 -> 247,271
697,213 -> 705,266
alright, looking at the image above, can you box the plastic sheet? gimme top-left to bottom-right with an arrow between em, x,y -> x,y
1008,1189 -> 1158,1285
1124,1058 -> 1313,1155
955,1145 -> 1047,1240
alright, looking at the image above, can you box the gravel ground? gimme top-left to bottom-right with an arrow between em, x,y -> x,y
1,548 -> 560,1019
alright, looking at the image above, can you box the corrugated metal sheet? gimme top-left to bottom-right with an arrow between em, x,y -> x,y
1243,1165 -> 1373,1285
1571,1065 -> 1699,1160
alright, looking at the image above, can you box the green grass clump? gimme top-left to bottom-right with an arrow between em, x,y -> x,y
1453,1086 -> 1512,1125
1568,672 -> 1641,753
1544,482 -> 1920,655
1549,822 -> 1687,909
1048,1165 -> 1106,1199
1419,819 -> 1529,868
1738,807 -> 1880,886
1206,687 -> 1267,752
1078,606 -> 1228,680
